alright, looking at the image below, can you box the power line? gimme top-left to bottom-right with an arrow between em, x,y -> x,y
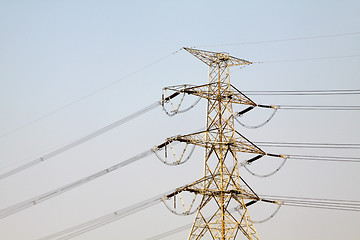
0,136 -> 180,219
278,105 -> 360,110
3,44 -> 359,238
0,140 -> 72,174
255,141 -> 360,149
145,204 -> 281,240
196,31 -> 360,48
145,223 -> 192,240
262,195 -> 360,212
1,101 -> 357,219
0,49 -> 182,140
39,177 -> 208,240
261,54 -> 360,63
36,188 -> 360,240
0,149 -> 153,219
1,48 -> 357,140
260,145 -> 360,150
281,203 -> 360,211
3,91 -> 357,179
38,174 -> 223,240
145,195 -> 360,239
37,194 -> 165,240
262,195 -> 360,203
243,89 -> 360,96
2,45 -> 357,140
287,154 -> 360,163
0,102 -> 160,181
243,152 -> 360,164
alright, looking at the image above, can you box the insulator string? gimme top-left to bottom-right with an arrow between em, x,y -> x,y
243,157 -> 288,178
161,196 -> 200,216
252,204 -> 282,223
153,143 -> 196,166
234,108 -> 278,129
162,95 -> 201,116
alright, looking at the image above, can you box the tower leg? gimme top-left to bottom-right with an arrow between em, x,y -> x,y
188,196 -> 260,240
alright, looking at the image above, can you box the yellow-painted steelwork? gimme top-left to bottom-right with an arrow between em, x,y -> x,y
161,48 -> 264,239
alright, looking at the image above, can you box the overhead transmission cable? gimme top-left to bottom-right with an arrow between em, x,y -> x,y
242,153 -> 360,165
1,41 -> 358,140
0,48 -> 183,139
0,135 -> 186,219
145,223 -> 192,240
39,175 -> 218,240
261,195 -> 360,212
196,31 -> 360,48
37,193 -> 166,240
145,206 -> 282,240
255,141 -> 360,150
287,154 -> 360,163
0,102 -> 161,181
242,153 -> 360,178
243,89 -> 360,96
260,54 -> 360,63
277,105 -> 360,111
145,195 -> 360,240
34,172 -> 360,240
145,206 -> 250,240
239,104 -> 360,112
0,149 -> 155,219
3,31 -> 358,139
37,185 -> 276,240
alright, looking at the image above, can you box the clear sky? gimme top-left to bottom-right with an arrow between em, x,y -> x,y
0,0 -> 359,239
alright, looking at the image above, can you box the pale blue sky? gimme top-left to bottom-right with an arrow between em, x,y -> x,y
0,1 -> 359,239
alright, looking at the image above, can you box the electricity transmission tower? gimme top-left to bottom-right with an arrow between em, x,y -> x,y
157,48 -> 281,240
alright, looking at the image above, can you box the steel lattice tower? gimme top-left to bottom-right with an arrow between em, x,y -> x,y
159,48 -> 277,240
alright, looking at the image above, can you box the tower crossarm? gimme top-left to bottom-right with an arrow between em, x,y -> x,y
156,129 -> 266,155
184,47 -> 253,67
165,175 -> 260,202
163,83 -> 257,106
168,187 -> 260,201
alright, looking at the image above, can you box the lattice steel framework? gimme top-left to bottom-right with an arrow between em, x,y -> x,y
160,48 -> 270,240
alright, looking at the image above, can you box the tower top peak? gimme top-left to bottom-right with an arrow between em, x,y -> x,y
183,47 -> 252,67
